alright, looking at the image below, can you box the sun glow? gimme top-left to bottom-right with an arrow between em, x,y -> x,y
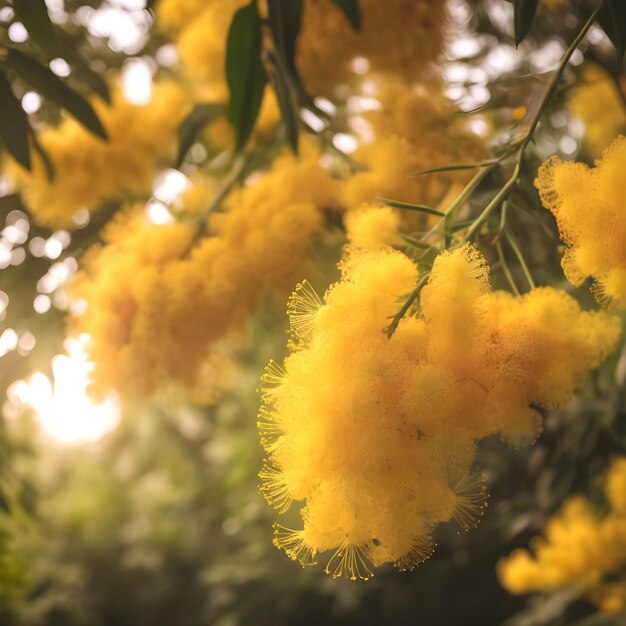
10,337 -> 120,444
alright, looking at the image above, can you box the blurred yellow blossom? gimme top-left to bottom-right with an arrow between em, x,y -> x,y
536,134 -> 626,308
342,79 -> 486,225
344,204 -> 402,249
73,141 -> 339,399
543,0 -> 568,11
6,82 -> 187,229
156,0 -> 247,99
570,64 -> 626,156
498,458 -> 626,615
297,0 -> 446,95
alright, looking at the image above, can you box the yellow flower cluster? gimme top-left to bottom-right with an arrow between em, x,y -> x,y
570,64 -> 626,157
155,0 -> 280,143
157,0 -> 445,99
73,143 -> 338,400
156,0 -> 247,99
6,82 -> 187,229
344,204 -> 402,250
536,135 -> 626,308
297,0 -> 446,94
259,239 -> 619,580
342,80 -> 486,218
498,458 -> 626,614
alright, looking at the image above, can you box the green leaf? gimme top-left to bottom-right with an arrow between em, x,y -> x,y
331,0 -> 361,31
2,48 -> 108,140
399,234 -> 430,250
267,0 -> 304,75
504,582 -> 591,626
513,0 -> 540,47
409,160 -> 501,177
31,129 -> 55,180
226,0 -> 269,153
379,197 -> 445,218
53,37 -> 111,103
0,70 -> 31,170
571,613 -> 623,626
267,51 -> 300,154
12,0 -> 58,57
176,103 -> 225,166
600,0 -> 626,62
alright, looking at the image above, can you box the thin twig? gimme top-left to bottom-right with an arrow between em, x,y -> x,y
385,273 -> 430,338
183,153 -> 251,255
496,240 -> 520,296
504,229 -> 536,290
463,0 -> 605,242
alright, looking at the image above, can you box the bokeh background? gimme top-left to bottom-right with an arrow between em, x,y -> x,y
1,0 -> 626,624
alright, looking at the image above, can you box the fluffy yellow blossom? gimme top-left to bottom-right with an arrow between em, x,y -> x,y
344,204 -> 401,249
157,0 -> 445,97
342,80 -> 486,221
204,88 -> 281,149
73,142 -> 339,399
259,243 -> 618,580
175,1 -> 248,98
297,0 -> 446,95
6,82 -> 187,229
570,64 -> 626,156
156,0 -> 249,99
536,135 -> 626,308
155,0 -> 205,38
498,458 -> 626,614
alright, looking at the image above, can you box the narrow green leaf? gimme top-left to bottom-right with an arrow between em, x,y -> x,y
379,197 -> 445,218
31,129 -> 55,180
176,103 -> 225,166
600,0 -> 626,62
399,234 -> 430,250
450,220 -> 475,232
2,48 -> 108,140
53,37 -> 111,103
12,0 -> 58,57
267,51 -> 299,154
0,194 -> 23,218
513,0 -> 540,46
0,70 -> 31,170
409,160 -> 501,177
331,0 -> 361,31
267,0 -> 304,75
226,0 -> 269,153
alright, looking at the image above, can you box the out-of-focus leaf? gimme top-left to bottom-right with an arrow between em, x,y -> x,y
513,0 -> 540,46
381,198 -> 444,217
176,103 -> 224,166
267,52 -> 299,154
504,581 -> 591,626
410,161 -> 501,176
0,70 -> 31,170
12,0 -> 59,57
571,613 -> 624,626
267,0 -> 304,74
53,37 -> 111,103
600,0 -> 626,62
226,0 -> 268,153
331,0 -> 361,31
2,48 -> 108,140
31,128 -> 55,180
0,195 -> 23,219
